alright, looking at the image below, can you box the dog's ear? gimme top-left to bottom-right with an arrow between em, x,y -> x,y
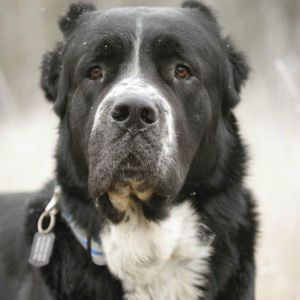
40,3 -> 96,116
40,42 -> 63,103
59,2 -> 96,36
182,1 -> 249,109
40,42 -> 69,116
223,38 -> 249,109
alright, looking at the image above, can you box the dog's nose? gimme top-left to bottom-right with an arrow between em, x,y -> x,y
110,96 -> 158,131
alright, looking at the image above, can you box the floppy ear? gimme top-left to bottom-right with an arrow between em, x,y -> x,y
40,42 -> 70,116
223,38 -> 249,109
182,1 -> 249,109
40,42 -> 64,103
40,3 -> 96,116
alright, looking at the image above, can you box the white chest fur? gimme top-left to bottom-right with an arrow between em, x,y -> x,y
101,201 -> 213,300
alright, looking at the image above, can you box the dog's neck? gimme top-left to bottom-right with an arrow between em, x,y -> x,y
57,185 -> 215,300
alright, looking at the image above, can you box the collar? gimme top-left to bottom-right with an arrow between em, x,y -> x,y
53,186 -> 106,266
61,210 -> 107,266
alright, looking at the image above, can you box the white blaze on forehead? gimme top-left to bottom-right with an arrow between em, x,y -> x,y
130,17 -> 143,77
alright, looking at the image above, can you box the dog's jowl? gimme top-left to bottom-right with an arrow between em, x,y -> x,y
0,1 -> 257,300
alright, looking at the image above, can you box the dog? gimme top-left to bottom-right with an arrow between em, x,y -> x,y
0,1 -> 257,299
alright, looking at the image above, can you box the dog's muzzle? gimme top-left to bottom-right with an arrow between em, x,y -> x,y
88,79 -> 178,201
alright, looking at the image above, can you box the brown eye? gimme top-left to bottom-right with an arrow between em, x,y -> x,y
175,64 -> 191,79
88,66 -> 104,80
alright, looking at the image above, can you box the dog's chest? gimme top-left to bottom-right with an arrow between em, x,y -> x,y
101,201 -> 213,300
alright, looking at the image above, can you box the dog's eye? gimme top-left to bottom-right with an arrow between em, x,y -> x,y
87,66 -> 104,81
175,64 -> 191,79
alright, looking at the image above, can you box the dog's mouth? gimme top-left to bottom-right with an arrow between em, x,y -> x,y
105,153 -> 154,211
119,152 -> 144,172
88,126 -> 180,207
89,151 -> 154,211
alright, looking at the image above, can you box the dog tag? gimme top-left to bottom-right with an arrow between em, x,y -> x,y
29,186 -> 60,268
28,232 -> 55,267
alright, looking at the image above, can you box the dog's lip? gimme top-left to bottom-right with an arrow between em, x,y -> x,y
117,153 -> 146,173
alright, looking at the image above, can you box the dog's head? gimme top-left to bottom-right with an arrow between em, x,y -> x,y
41,1 -> 248,212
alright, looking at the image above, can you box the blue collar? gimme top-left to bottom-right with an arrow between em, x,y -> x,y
61,210 -> 106,266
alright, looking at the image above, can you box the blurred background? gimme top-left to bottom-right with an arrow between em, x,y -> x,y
0,0 -> 299,299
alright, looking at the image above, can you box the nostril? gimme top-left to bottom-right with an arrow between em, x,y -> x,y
141,107 -> 157,125
111,105 -> 130,122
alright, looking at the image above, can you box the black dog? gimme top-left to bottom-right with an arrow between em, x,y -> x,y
0,1 -> 257,299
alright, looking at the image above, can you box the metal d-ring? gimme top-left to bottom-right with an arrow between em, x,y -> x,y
36,186 -> 61,234
38,211 -> 56,234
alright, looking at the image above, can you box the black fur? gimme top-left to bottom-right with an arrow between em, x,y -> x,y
59,3 -> 96,36
182,0 -> 216,20
40,42 -> 64,102
223,38 -> 250,109
0,1 -> 257,299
